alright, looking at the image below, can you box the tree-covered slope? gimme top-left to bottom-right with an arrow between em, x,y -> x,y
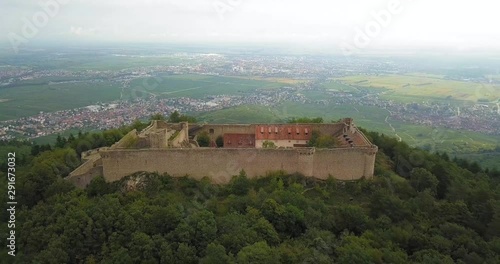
1,126 -> 499,263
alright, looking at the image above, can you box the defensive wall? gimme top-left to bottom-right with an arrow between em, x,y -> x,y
68,149 -> 104,187
99,146 -> 376,184
67,118 -> 378,188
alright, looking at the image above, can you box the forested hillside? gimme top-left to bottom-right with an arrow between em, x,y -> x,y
1,124 -> 499,263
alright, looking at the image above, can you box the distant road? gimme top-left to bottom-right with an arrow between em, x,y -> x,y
385,114 -> 402,142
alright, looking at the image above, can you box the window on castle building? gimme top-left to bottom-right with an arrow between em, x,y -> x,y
209,129 -> 214,134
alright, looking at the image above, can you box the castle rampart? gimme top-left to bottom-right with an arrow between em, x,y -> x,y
67,118 -> 377,188
99,147 -> 376,184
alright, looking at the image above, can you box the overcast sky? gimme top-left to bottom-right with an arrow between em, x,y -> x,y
1,0 -> 499,52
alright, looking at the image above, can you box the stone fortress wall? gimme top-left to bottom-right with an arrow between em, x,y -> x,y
67,118 -> 378,188
100,147 -> 376,184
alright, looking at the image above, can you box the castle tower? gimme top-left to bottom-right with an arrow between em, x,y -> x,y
180,122 -> 189,140
342,117 -> 356,134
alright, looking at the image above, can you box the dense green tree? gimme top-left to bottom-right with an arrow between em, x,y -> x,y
229,170 -> 251,195
87,176 -> 113,197
5,125 -> 500,263
169,111 -> 181,122
168,110 -> 197,123
35,238 -> 70,264
197,131 -> 211,147
150,113 -> 166,121
161,243 -> 197,264
288,117 -> 323,123
262,140 -> 277,149
369,190 -> 410,222
334,205 -> 370,235
43,178 -> 75,198
252,217 -> 280,246
487,200 -> 500,238
67,133 -> 76,143
410,168 -> 439,194
217,212 -> 262,254
216,135 -> 224,147
261,199 -> 306,238
31,144 -> 41,156
102,247 -> 133,264
103,129 -> 124,145
411,249 -> 454,264
91,133 -> 106,148
336,235 -> 381,264
128,232 -> 156,263
307,130 -> 338,148
76,140 -> 92,156
19,167 -> 56,206
200,243 -> 233,264
55,134 -> 67,148
236,241 -> 279,264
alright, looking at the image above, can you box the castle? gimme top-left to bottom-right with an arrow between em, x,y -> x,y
67,118 -> 378,188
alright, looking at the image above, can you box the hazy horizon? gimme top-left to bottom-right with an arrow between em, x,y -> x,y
2,0 -> 500,55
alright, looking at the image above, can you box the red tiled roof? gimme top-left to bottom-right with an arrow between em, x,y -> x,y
255,125 -> 312,140
337,130 -> 369,147
224,133 -> 256,148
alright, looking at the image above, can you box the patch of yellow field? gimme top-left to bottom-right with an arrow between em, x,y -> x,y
337,73 -> 500,102
486,74 -> 500,82
229,76 -> 308,84
402,73 -> 446,79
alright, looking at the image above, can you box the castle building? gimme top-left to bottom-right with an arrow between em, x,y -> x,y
255,124 -> 312,148
67,118 -> 378,188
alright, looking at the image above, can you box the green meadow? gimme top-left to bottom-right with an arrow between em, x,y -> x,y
129,74 -> 285,99
197,105 -> 281,124
0,81 -> 122,121
337,73 -> 500,102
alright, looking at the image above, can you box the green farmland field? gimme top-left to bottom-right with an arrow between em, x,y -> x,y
0,74 -> 287,121
0,81 -> 122,121
130,74 -> 285,99
197,105 -> 281,123
337,73 -> 500,102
